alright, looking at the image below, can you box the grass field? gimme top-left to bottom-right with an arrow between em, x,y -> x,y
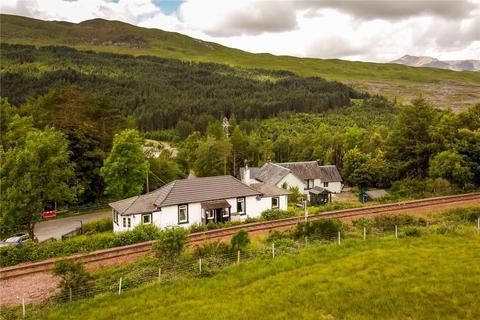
34,233 -> 480,320
2,14 -> 480,110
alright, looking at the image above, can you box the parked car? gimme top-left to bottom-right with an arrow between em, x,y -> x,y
0,233 -> 32,248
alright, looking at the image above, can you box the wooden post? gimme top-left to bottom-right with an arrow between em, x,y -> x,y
363,227 -> 366,241
118,277 -> 122,295
338,231 -> 341,245
272,243 -> 275,258
304,236 -> 308,246
158,268 -> 162,284
477,218 -> 480,232
69,287 -> 72,302
395,225 -> 398,239
22,296 -> 26,319
304,200 -> 308,223
199,258 -> 202,274
237,250 -> 240,265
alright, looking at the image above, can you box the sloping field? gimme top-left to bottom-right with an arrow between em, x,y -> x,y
33,234 -> 480,320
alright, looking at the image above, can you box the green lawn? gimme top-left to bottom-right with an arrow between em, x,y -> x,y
35,234 -> 480,319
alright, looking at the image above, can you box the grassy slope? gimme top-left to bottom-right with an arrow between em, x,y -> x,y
37,235 -> 480,320
2,14 -> 479,84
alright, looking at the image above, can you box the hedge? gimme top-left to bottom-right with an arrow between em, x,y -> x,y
0,224 -> 161,267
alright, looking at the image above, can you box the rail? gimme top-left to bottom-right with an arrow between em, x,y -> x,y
1,192 -> 479,280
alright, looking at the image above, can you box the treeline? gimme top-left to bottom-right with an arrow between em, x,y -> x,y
177,98 -> 480,194
0,43 -> 363,132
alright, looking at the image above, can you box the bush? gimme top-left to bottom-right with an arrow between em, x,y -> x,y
230,229 -> 250,251
352,217 -> 374,234
261,208 -> 296,221
292,219 -> 343,240
82,218 -> 113,235
403,227 -> 422,237
52,259 -> 93,300
373,214 -> 417,231
0,224 -> 161,267
152,227 -> 189,262
265,230 -> 289,243
193,241 -> 230,258
440,207 -> 480,223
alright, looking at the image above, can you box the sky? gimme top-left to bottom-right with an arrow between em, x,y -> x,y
1,0 -> 479,62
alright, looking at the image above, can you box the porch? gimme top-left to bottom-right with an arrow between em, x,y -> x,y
201,200 -> 231,224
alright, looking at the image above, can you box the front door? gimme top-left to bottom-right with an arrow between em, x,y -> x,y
215,208 -> 230,223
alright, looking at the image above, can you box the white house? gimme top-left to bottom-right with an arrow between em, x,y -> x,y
109,175 -> 290,232
240,161 -> 343,197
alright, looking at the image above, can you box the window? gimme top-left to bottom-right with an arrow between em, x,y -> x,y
142,214 -> 152,224
323,182 -> 329,187
127,218 -> 131,228
306,179 -> 314,190
272,197 -> 279,209
123,217 -> 126,228
122,217 -> 132,228
237,197 -> 245,215
178,204 -> 189,224
206,209 -> 214,220
222,208 -> 230,217
113,210 -> 119,224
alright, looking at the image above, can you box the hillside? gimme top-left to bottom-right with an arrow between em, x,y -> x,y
2,14 -> 480,110
28,234 -> 480,320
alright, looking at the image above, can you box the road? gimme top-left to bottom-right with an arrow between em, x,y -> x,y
34,210 -> 111,242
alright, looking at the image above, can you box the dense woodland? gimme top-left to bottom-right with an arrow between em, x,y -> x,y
0,43 -> 362,132
1,43 -> 479,238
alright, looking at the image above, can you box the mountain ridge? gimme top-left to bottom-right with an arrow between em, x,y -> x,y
1,14 -> 480,111
391,55 -> 480,72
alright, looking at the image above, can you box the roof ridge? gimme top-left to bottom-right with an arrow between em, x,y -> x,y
154,180 -> 177,207
121,195 -> 141,215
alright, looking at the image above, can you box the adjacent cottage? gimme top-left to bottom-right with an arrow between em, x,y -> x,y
241,161 -> 343,197
109,175 -> 290,232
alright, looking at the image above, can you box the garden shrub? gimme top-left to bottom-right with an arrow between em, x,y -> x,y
193,241 -> 230,258
82,218 -> 113,235
152,227 -> 188,262
230,229 -> 250,251
440,207 -> 480,223
261,208 -> 296,221
265,230 -> 290,243
292,219 -> 343,240
52,259 -> 93,300
352,217 -> 374,234
403,226 -> 422,237
373,214 -> 417,231
0,224 -> 162,267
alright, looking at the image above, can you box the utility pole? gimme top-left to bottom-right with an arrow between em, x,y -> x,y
146,174 -> 149,193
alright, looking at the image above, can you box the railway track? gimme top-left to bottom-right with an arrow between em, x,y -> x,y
1,192 -> 479,280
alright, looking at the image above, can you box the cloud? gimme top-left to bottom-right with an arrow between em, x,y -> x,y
1,0 -> 479,62
299,0 -> 477,20
177,0 -> 298,36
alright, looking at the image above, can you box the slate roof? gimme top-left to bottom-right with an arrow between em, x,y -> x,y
250,183 -> 292,197
255,163 -> 291,185
365,189 -> 388,199
110,176 -> 262,216
277,162 -> 342,182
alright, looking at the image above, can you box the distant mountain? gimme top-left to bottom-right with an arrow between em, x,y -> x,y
391,55 -> 480,72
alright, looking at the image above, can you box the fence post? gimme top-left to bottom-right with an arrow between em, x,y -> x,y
118,277 -> 122,295
21,296 -> 26,319
477,218 -> 480,233
199,258 -> 202,274
304,236 -> 308,246
158,267 -> 162,284
304,200 -> 308,222
395,225 -> 398,239
338,231 -> 341,245
237,250 -> 241,265
272,243 -> 275,258
69,287 -> 72,301
363,227 -> 366,241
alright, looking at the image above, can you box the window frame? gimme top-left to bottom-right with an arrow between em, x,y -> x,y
272,197 -> 280,209
305,179 -> 314,190
113,210 -> 119,225
323,182 -> 329,187
123,217 -> 127,228
178,204 -> 189,224
236,197 -> 246,215
206,209 -> 214,220
222,208 -> 230,218
127,217 -> 131,228
142,213 -> 152,225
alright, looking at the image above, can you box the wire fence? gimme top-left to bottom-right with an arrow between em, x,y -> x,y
4,218 -> 480,319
